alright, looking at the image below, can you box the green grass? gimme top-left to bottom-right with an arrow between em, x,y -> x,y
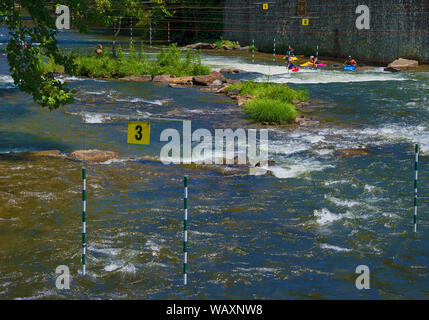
243,98 -> 298,123
225,81 -> 309,123
39,44 -> 211,79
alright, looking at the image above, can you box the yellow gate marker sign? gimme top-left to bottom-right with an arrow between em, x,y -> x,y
263,3 -> 268,10
127,121 -> 150,145
157,0 -> 163,3
302,18 -> 309,26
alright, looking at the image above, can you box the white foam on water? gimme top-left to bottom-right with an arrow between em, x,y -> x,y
0,75 -> 13,83
314,208 -> 349,225
116,97 -> 170,106
325,195 -> 361,208
320,243 -> 352,252
266,160 -> 334,179
202,55 -> 407,84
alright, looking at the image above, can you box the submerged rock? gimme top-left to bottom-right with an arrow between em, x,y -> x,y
68,149 -> 119,162
384,67 -> 401,73
387,58 -> 419,70
336,149 -> 371,157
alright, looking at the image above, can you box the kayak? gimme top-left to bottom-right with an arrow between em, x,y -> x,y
300,62 -> 327,67
280,55 -> 298,61
290,67 -> 299,72
344,66 -> 356,71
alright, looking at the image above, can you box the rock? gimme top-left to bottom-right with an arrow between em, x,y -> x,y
184,42 -> 214,50
384,67 -> 401,73
222,44 -> 233,50
295,116 -> 319,127
192,71 -> 224,86
152,74 -> 172,83
220,68 -> 247,74
68,149 -> 119,162
237,94 -> 252,106
25,150 -> 61,157
337,149 -> 371,157
209,71 -> 225,81
211,79 -> 223,87
192,75 -> 214,86
119,75 -> 152,82
227,88 -> 240,97
387,58 -> 419,70
169,76 -> 193,85
266,170 -> 275,177
238,46 -> 249,51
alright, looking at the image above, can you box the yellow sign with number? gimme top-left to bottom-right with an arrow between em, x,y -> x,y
127,121 -> 150,145
302,18 -> 309,26
263,3 -> 268,10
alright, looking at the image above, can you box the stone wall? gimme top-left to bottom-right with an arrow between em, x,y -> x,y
223,0 -> 429,63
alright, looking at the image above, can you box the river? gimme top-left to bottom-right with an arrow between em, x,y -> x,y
0,29 -> 428,299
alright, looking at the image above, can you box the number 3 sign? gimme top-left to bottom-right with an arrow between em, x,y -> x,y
127,121 -> 151,145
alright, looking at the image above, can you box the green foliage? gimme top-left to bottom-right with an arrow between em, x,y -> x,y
225,81 -> 309,103
0,0 -> 168,109
248,45 -> 257,52
225,81 -> 309,123
73,44 -> 210,78
243,98 -> 298,123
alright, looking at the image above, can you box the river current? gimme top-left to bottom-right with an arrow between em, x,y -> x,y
0,29 -> 428,299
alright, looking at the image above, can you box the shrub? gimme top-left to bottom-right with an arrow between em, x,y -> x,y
243,98 -> 298,123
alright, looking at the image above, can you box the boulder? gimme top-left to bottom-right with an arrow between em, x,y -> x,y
209,71 -> 225,81
238,46 -> 249,51
169,76 -> 193,85
184,42 -> 214,50
68,149 -> 119,162
387,58 -> 419,70
119,75 -> 152,82
152,74 -> 172,83
192,71 -> 224,86
192,75 -> 214,86
384,67 -> 401,73
211,79 -> 223,87
216,84 -> 232,93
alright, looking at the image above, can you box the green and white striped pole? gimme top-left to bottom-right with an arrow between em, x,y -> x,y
273,37 -> 276,62
183,176 -> 188,285
251,39 -> 255,63
414,144 -> 419,233
82,168 -> 87,275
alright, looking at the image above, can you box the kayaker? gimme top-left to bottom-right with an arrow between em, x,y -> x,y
344,56 -> 357,67
309,56 -> 318,67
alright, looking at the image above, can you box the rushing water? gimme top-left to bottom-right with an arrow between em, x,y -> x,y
0,29 -> 428,299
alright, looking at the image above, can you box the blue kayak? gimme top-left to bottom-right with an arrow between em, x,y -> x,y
344,66 -> 356,71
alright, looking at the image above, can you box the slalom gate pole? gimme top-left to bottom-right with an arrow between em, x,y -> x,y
168,21 -> 170,43
150,23 -> 152,48
183,176 -> 188,285
273,37 -> 276,62
252,39 -> 255,64
414,144 -> 419,232
82,168 -> 87,275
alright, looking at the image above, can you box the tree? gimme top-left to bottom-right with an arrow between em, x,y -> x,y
0,0 -> 167,110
